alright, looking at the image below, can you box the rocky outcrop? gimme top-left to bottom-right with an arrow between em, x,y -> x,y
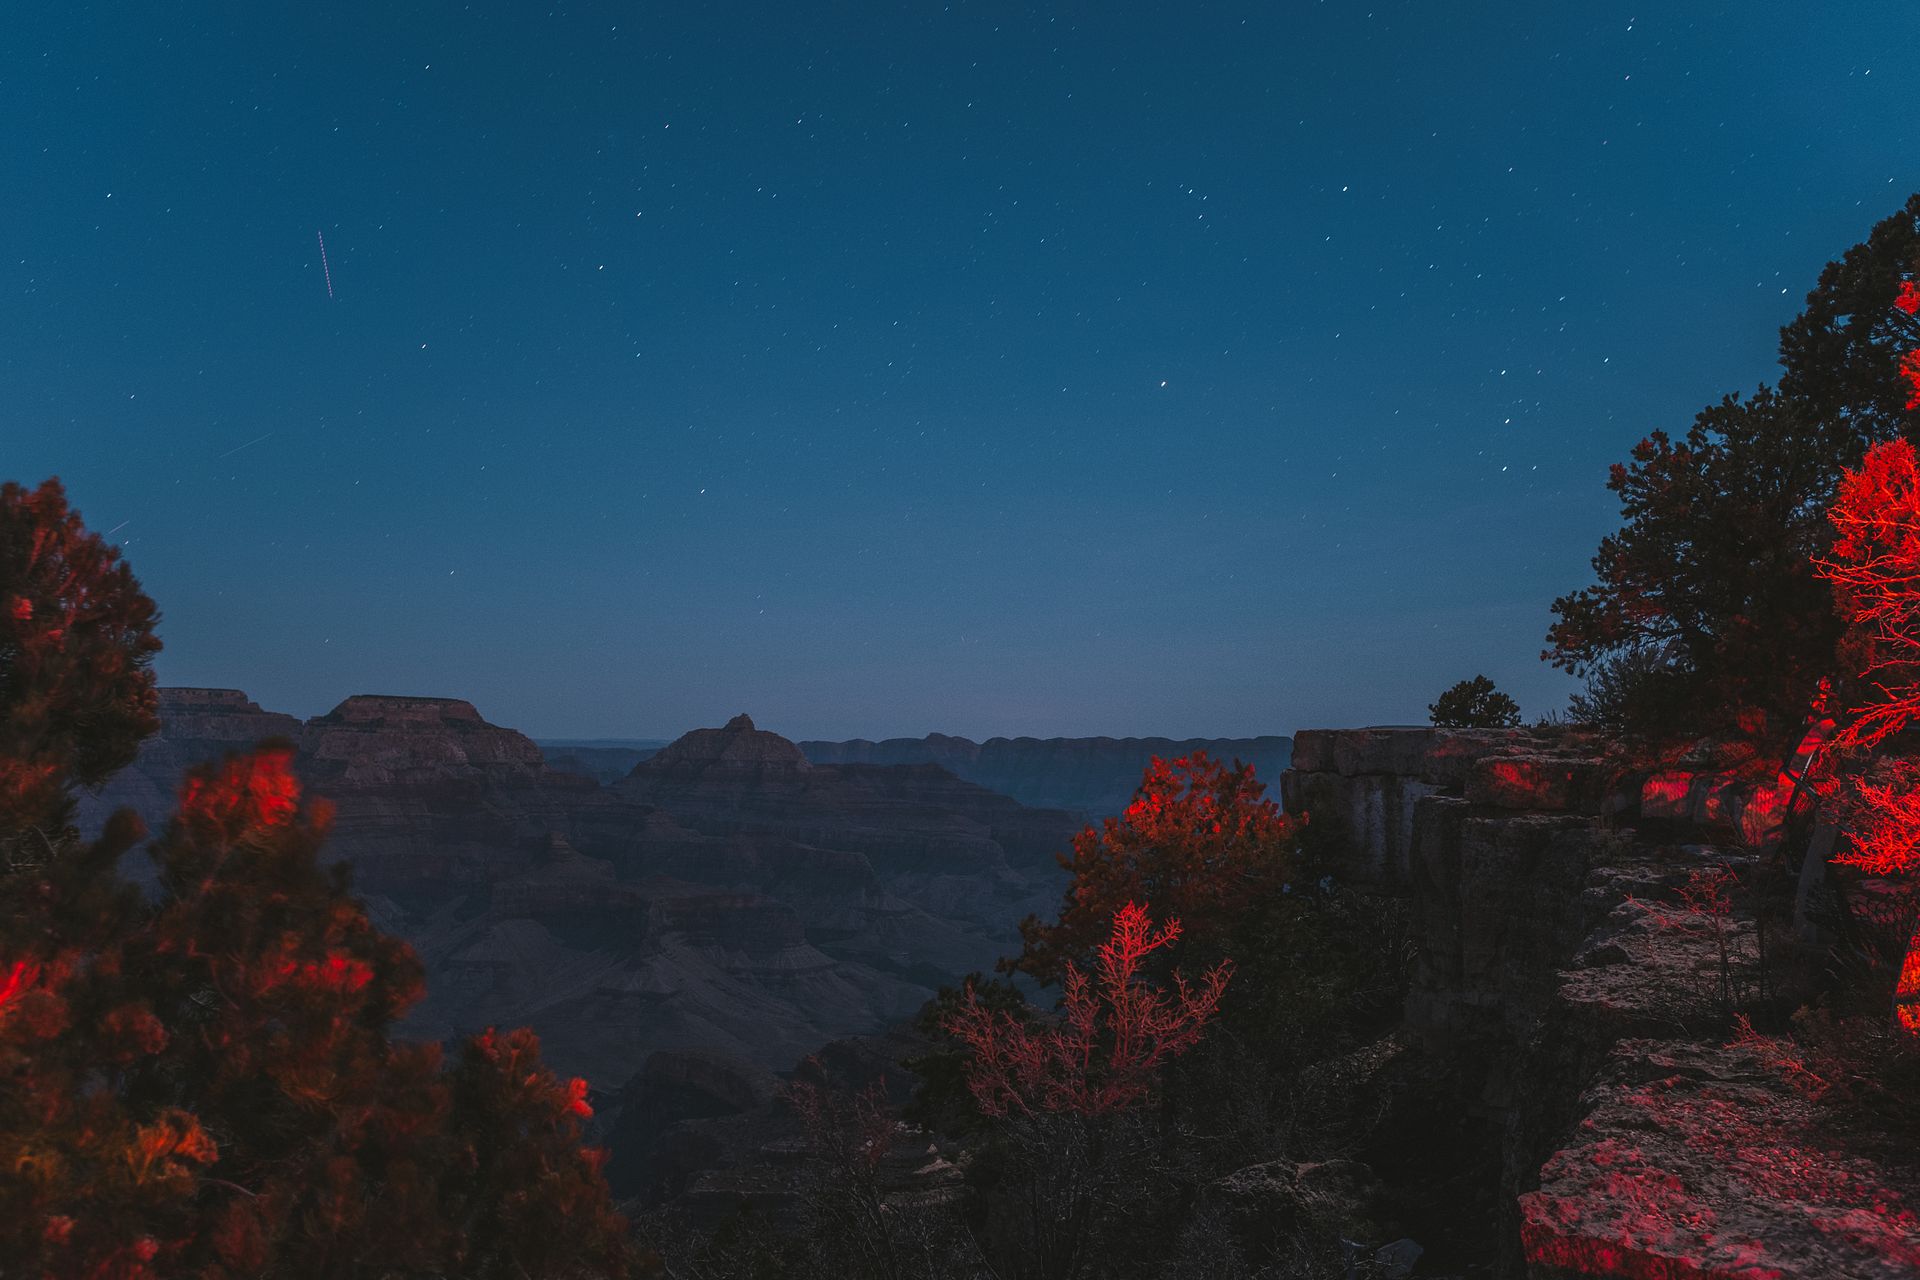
1281,727 -> 1920,1280
1520,1040 -> 1920,1280
643,714 -> 812,775
303,694 -> 548,776
800,732 -> 1293,819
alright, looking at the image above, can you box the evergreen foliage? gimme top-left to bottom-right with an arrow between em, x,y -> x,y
1427,675 -> 1521,729
0,481 -> 635,1279
0,478 -> 161,848
1547,195 -> 1920,747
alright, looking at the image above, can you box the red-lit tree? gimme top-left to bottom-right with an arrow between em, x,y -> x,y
948,903 -> 1230,1119
1,745 -> 636,1277
1811,271 -> 1920,1035
1549,195 -> 1920,747
0,481 -> 634,1275
945,905 -> 1231,1280
1010,753 -> 1297,985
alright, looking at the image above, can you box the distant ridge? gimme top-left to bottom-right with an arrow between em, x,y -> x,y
798,733 -> 1294,819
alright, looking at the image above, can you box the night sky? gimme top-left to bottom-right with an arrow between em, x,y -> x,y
7,4 -> 1916,741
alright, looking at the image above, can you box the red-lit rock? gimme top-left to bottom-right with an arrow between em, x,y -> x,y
1520,1040 -> 1920,1280
1465,755 -> 1611,812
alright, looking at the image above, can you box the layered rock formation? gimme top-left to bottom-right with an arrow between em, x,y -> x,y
78,693 -> 1082,1093
1281,727 -> 1920,1280
614,715 -> 1079,981
799,732 -> 1293,819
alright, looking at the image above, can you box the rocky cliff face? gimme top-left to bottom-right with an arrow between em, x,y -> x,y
1281,727 -> 1920,1280
614,715 -> 1079,980
799,732 -> 1293,819
78,694 -> 1082,1093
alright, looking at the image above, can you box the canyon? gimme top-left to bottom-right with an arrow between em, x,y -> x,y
76,689 -> 1085,1092
76,693 -> 1913,1276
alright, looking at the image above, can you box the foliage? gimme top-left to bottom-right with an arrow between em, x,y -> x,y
816,768 -> 1411,1279
1544,195 -> 1920,748
948,904 -> 1230,1119
1563,644 -> 1680,735
1427,675 -> 1521,729
1815,436 -> 1920,752
0,484 -> 636,1276
779,1067 -> 986,1280
1207,873 -> 1414,1077
1545,386 -> 1854,746
0,748 -> 634,1276
959,1107 -> 1167,1280
1832,760 -> 1920,876
1779,193 -> 1920,442
1807,270 -> 1920,1039
1009,753 -> 1298,986
0,478 -> 161,845
903,976 -> 1032,1137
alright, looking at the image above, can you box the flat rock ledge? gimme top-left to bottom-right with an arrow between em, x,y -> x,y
1519,1039 -> 1920,1280
1284,727 -> 1920,1280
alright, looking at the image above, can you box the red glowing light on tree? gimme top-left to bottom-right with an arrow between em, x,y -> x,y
0,958 -> 37,1014
1013,752 -> 1296,984
1816,437 -> 1920,753
1812,275 -> 1920,1038
176,745 -> 303,832
947,902 -> 1230,1118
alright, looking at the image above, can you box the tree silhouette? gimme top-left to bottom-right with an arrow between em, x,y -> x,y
1548,195 -> 1920,747
0,478 -> 161,848
1428,675 -> 1522,728
1780,193 -> 1920,442
1545,387 -> 1854,746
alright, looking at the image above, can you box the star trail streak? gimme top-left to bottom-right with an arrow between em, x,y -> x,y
316,230 -> 334,299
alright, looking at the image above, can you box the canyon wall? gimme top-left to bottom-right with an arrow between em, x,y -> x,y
77,692 -> 1082,1092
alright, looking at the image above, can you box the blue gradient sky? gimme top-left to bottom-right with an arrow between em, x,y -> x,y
6,3 -> 1916,740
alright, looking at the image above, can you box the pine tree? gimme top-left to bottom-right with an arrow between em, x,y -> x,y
1808,271 -> 1920,1036
0,478 -> 636,1277
1428,675 -> 1522,729
1547,195 -> 1920,746
0,478 -> 161,850
2,744 -> 637,1277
